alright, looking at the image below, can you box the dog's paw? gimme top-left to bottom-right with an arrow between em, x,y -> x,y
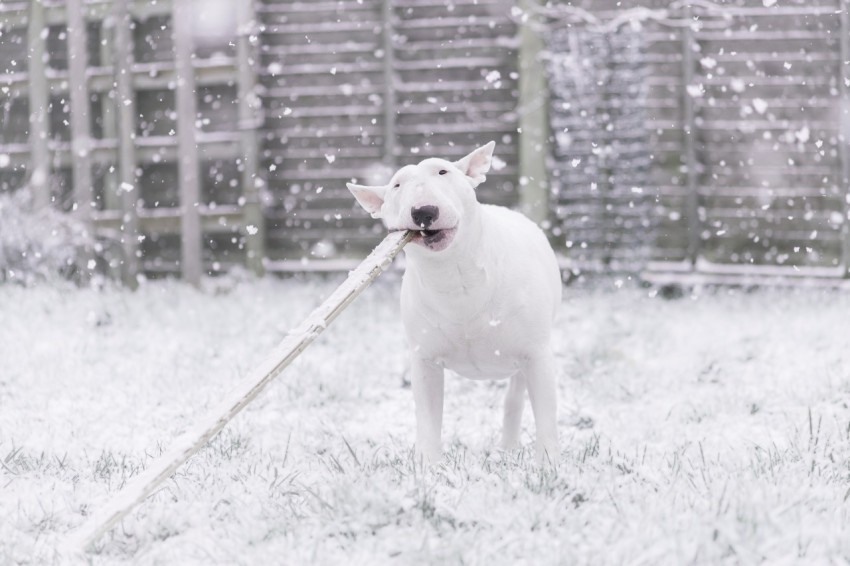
413,446 -> 441,468
535,443 -> 560,468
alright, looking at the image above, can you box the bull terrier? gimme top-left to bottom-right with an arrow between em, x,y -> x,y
347,141 -> 561,464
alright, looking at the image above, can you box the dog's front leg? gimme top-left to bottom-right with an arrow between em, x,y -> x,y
522,349 -> 559,465
411,355 -> 444,465
501,375 -> 525,450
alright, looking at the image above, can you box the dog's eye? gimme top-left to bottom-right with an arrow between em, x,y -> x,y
439,170 -> 448,175
394,183 -> 400,189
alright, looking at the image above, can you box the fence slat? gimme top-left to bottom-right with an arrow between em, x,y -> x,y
840,0 -> 850,278
26,0 -> 51,209
113,0 -> 140,287
381,0 -> 397,167
172,0 -> 202,284
65,0 -> 94,221
99,26 -> 120,214
681,6 -> 701,269
518,0 -> 549,225
237,0 -> 266,276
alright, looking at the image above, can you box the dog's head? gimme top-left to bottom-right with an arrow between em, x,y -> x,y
347,142 -> 495,252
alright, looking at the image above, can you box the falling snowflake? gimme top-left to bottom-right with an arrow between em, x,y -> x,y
730,78 -> 746,93
686,84 -> 705,97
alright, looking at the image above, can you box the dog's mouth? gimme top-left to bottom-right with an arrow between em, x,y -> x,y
392,227 -> 458,251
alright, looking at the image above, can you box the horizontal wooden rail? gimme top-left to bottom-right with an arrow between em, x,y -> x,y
0,0 -> 171,27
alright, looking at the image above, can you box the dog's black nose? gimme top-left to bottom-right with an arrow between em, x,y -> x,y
411,205 -> 439,228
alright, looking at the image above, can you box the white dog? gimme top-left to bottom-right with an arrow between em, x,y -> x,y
347,142 -> 562,464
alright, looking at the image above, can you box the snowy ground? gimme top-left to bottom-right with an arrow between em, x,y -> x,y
1,274 -> 849,565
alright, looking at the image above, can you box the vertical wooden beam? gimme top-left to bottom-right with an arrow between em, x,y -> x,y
113,0 -> 140,287
65,0 -> 94,221
99,23 -> 120,213
236,0 -> 266,276
839,0 -> 850,277
172,0 -> 202,285
381,0 -> 397,166
27,0 -> 51,209
681,5 -> 701,269
518,0 -> 550,226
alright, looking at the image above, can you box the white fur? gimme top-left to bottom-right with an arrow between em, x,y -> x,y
347,142 -> 562,464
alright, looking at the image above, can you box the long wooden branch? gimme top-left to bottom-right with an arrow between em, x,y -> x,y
64,230 -> 412,554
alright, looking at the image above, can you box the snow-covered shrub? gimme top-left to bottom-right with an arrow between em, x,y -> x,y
0,189 -> 96,285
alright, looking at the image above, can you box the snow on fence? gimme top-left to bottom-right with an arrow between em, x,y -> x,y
543,0 -> 850,282
546,25 -> 654,273
0,0 -> 518,283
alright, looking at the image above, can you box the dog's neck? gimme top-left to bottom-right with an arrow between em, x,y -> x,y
403,203 -> 490,296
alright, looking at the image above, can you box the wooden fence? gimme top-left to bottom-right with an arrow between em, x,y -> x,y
3,0 -> 850,285
0,0 -> 519,284
545,0 -> 850,283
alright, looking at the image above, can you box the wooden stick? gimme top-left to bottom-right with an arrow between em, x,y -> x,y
64,230 -> 412,554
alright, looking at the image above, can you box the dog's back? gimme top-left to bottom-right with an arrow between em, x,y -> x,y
479,203 -> 562,319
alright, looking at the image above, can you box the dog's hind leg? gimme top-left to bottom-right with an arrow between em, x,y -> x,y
501,374 -> 525,450
522,349 -> 559,465
411,356 -> 445,465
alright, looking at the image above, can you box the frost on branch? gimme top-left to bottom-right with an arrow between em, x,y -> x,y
0,189 -> 95,285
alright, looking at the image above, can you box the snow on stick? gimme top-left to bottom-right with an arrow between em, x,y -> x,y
64,230 -> 413,554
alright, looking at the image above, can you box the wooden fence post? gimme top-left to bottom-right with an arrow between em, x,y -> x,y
236,0 -> 266,276
113,0 -> 140,287
681,5 -> 702,269
26,0 -> 51,209
65,0 -> 94,223
518,0 -> 550,226
381,0 -> 397,167
839,0 -> 850,278
172,0 -> 203,285
99,24 -> 120,214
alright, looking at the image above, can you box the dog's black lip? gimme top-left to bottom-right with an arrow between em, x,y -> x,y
389,226 -> 457,234
388,226 -> 457,248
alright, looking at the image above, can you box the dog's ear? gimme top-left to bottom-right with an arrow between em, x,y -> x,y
454,141 -> 495,188
347,182 -> 387,218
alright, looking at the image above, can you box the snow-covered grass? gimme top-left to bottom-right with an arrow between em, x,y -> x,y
1,275 -> 849,564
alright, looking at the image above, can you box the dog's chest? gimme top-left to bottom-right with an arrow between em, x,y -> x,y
401,248 -> 547,379
408,307 -> 524,379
